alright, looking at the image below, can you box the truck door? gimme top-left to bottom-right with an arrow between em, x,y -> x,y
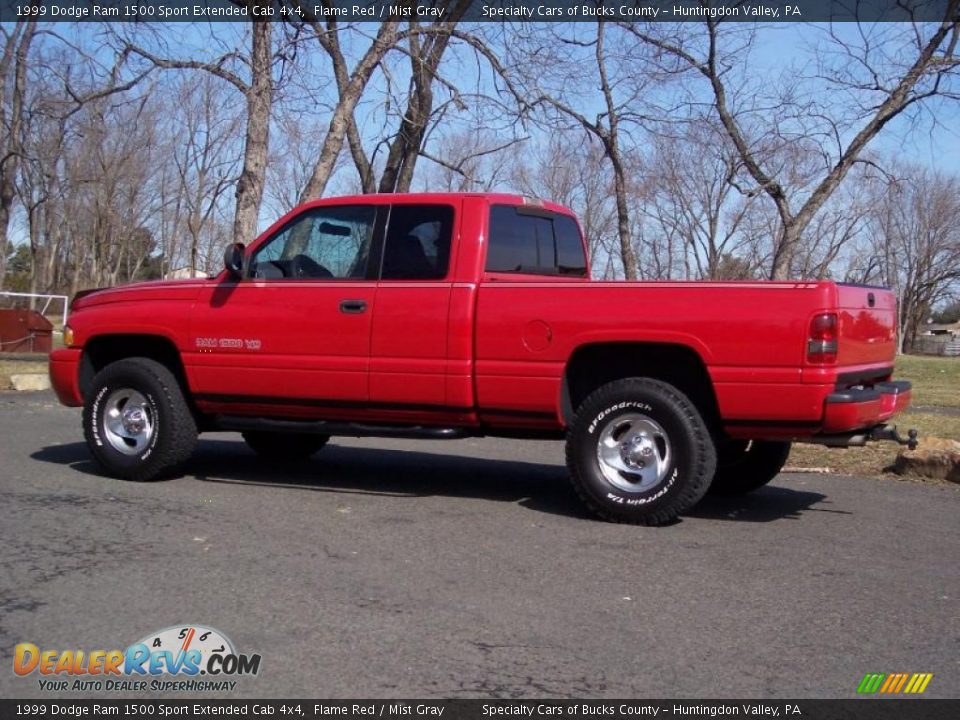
369,201 -> 458,408
187,204 -> 380,409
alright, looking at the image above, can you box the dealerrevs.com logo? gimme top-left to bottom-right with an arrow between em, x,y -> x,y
13,624 -> 261,693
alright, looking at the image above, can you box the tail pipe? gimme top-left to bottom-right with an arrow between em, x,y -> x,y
812,424 -> 919,450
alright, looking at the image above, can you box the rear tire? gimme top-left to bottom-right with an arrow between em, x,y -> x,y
566,378 -> 716,526
709,440 -> 791,495
83,357 -> 197,481
242,431 -> 329,462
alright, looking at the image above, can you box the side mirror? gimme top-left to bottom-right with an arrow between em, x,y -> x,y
224,243 -> 245,279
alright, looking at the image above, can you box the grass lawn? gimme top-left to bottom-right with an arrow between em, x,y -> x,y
888,354 -> 960,408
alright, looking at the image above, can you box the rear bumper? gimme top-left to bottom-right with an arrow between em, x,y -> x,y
821,381 -> 911,433
720,379 -> 912,441
49,348 -> 83,407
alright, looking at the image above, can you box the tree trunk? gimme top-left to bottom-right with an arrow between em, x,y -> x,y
379,81 -> 434,194
300,105 -> 352,202
233,9 -> 272,245
771,222 -> 801,280
27,205 -> 40,307
377,19 -> 457,194
300,23 -> 401,203
0,21 -> 36,290
0,205 -> 10,291
610,155 -> 637,280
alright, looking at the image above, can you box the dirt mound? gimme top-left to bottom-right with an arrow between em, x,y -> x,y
891,437 -> 960,483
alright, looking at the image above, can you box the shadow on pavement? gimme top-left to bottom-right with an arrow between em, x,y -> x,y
31,439 -> 590,521
690,484 -> 834,522
30,441 -> 102,475
31,440 -> 832,523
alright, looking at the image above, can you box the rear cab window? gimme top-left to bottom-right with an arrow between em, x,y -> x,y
485,204 -> 588,278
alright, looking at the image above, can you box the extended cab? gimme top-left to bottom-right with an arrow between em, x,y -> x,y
50,193 -> 916,525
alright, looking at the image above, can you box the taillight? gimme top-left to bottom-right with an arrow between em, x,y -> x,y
807,313 -> 838,364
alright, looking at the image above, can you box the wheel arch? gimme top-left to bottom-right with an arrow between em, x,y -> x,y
79,334 -> 189,401
560,342 -> 721,433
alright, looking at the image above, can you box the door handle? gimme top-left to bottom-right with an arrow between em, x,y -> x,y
339,299 -> 367,314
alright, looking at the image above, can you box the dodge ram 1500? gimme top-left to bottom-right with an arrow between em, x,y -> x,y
50,193 -> 916,525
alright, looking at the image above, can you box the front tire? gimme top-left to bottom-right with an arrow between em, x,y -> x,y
566,378 -> 716,526
83,358 -> 197,481
242,431 -> 329,462
709,440 -> 791,495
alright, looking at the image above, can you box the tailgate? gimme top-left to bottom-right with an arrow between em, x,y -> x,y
835,284 -> 897,368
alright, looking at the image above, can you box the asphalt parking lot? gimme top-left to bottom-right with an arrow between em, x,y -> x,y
1,391 -> 958,699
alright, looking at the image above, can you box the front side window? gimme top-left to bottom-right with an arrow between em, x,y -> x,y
485,205 -> 587,276
381,204 -> 454,280
250,205 -> 376,280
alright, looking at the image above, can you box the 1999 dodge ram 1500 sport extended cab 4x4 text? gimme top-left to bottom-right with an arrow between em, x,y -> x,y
50,193 -> 917,525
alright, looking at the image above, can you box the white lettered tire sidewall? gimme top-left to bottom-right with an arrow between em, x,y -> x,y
82,358 -> 197,481
567,379 -> 716,525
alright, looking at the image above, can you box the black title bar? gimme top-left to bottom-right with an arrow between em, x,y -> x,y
0,0 -> 957,23
2,700 -> 960,720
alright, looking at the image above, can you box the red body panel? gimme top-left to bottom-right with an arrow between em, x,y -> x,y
49,348 -> 83,406
50,192 -> 909,441
834,284 -> 898,367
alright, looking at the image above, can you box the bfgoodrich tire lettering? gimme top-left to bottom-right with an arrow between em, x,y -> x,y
82,357 -> 197,481
566,378 -> 716,525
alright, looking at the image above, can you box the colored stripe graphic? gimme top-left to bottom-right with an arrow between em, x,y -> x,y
857,673 -> 885,693
904,673 -> 934,694
879,674 -> 898,693
857,672 -> 933,694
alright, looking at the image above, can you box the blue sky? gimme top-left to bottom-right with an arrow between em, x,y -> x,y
86,20 -> 960,174
7,19 -> 958,248
748,22 -> 960,173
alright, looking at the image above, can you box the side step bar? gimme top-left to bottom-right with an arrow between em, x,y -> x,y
211,415 -> 470,440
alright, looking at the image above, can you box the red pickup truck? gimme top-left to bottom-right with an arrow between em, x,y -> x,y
50,192 -> 916,525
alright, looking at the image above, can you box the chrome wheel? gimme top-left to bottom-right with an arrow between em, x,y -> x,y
102,388 -> 155,455
596,413 -> 672,493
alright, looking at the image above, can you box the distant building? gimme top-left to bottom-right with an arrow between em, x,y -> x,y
917,322 -> 960,356
922,321 -> 960,337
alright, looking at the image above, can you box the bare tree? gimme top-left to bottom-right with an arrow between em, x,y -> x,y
296,12 -> 531,200
17,76 -> 67,302
854,167 -> 960,352
172,76 -> 241,275
125,2 -> 274,244
69,94 -> 164,288
514,22 -> 661,279
295,17 -> 402,201
375,0 -> 471,193
264,116 -> 335,217
0,19 -> 37,289
627,3 -> 960,279
640,123 -> 757,279
417,128 -> 516,191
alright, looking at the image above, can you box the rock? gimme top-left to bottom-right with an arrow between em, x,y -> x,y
9,373 -> 50,392
891,437 -> 960,483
